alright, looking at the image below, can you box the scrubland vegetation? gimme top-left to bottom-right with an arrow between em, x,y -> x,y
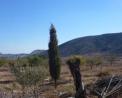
0,25 -> 121,98
0,55 -> 121,98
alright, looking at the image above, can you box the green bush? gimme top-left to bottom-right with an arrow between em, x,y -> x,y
10,62 -> 48,98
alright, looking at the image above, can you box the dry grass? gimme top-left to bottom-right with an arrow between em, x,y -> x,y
0,63 -> 121,98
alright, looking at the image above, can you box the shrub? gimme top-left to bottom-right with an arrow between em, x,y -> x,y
97,71 -> 110,77
10,62 -> 48,98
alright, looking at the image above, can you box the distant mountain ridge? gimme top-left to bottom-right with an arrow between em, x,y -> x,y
0,32 -> 122,58
0,53 -> 28,59
59,32 -> 122,56
0,50 -> 45,59
30,50 -> 45,55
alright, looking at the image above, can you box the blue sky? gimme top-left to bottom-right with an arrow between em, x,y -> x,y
0,0 -> 122,53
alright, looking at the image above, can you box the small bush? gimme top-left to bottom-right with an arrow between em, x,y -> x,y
97,71 -> 110,77
10,62 -> 48,98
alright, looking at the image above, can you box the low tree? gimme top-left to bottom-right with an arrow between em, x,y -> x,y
0,58 -> 7,67
27,56 -> 43,67
85,56 -> 103,70
10,60 -> 47,98
48,24 -> 61,88
66,56 -> 86,98
86,57 -> 95,69
106,54 -> 116,66
80,56 -> 86,66
94,56 -> 102,67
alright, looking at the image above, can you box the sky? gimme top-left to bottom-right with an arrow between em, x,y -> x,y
0,0 -> 122,54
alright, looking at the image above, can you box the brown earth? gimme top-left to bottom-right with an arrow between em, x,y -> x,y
0,64 -> 121,98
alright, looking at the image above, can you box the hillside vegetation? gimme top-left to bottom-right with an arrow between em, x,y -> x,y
59,32 -> 122,56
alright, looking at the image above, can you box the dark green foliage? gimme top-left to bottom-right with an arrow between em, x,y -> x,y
48,24 -> 61,88
27,55 -> 47,66
0,58 -> 7,67
16,55 -> 48,68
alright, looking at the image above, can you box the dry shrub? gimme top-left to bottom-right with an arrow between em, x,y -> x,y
44,91 -> 59,98
97,71 -> 111,77
10,63 -> 48,98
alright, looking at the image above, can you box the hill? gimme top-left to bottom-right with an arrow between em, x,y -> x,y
0,32 -> 122,58
0,50 -> 45,59
30,50 -> 45,55
59,32 -> 122,56
0,53 -> 28,59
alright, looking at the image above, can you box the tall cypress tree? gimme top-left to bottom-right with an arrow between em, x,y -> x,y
48,24 -> 61,88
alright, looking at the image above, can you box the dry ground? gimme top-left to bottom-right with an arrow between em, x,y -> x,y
0,64 -> 121,98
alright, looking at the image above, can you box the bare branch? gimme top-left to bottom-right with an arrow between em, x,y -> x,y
105,75 -> 114,94
108,79 -> 122,95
